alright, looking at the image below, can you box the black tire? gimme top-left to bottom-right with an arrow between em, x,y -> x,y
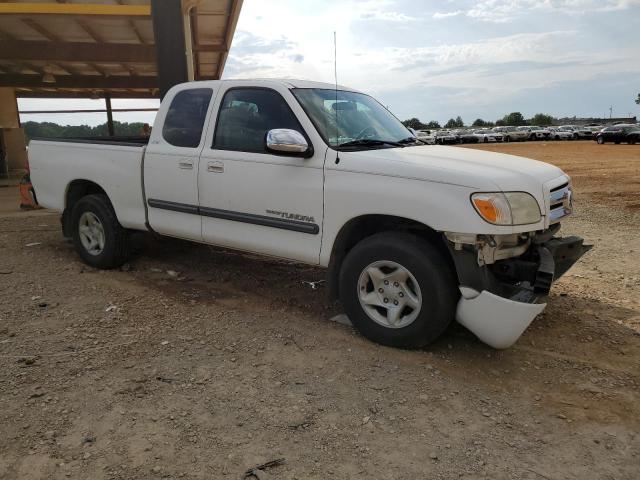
484,137 -> 488,143
339,233 -> 458,349
629,138 -> 636,145
505,135 -> 511,143
71,194 -> 129,269
596,136 -> 604,144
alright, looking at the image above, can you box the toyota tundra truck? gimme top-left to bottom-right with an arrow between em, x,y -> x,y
28,79 -> 590,349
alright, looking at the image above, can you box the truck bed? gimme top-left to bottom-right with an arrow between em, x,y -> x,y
29,137 -> 149,231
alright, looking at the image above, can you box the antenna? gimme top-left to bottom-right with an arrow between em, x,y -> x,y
334,31 -> 340,164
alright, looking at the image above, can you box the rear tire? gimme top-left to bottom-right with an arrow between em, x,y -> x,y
339,233 -> 458,349
71,194 -> 129,269
629,138 -> 636,145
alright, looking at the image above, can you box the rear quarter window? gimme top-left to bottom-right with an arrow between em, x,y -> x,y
162,88 -> 213,148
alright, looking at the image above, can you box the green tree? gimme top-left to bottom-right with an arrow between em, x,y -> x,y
495,119 -> 505,126
455,116 -> 464,127
636,93 -> 640,105
22,120 -> 147,141
402,118 -> 425,130
501,112 -> 526,126
426,120 -> 441,129
472,118 -> 487,127
530,113 -> 554,126
444,118 -> 458,128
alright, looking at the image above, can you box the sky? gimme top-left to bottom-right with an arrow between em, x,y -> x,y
18,0 -> 640,127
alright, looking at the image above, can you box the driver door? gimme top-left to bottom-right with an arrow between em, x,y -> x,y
198,86 -> 326,264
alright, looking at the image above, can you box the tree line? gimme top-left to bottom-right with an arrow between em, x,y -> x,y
22,121 -> 148,141
402,112 -> 556,130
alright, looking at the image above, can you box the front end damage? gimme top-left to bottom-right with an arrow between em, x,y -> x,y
445,225 -> 592,348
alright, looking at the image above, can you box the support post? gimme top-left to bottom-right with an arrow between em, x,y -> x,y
151,0 -> 189,99
0,87 -> 27,175
105,94 -> 115,137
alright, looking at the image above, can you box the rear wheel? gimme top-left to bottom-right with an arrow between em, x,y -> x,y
505,135 -> 511,143
629,138 -> 636,145
71,194 -> 129,269
339,233 -> 458,348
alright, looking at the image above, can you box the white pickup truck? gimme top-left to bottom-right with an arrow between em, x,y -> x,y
29,79 -> 590,349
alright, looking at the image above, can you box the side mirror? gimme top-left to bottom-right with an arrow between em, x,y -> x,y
266,129 -> 312,157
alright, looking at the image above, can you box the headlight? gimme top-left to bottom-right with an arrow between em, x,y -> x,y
471,192 -> 541,225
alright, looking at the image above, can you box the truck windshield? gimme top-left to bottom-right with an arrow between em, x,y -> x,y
292,88 -> 415,149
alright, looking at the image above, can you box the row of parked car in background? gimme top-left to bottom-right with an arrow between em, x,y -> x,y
414,123 -> 640,145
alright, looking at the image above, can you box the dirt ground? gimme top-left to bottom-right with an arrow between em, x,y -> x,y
1,141 -> 638,480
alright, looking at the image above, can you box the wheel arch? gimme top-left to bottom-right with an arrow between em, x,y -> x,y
326,214 -> 456,300
62,179 -> 112,237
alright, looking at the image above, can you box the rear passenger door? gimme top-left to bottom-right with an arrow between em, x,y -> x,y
198,86 -> 325,264
144,87 -> 216,241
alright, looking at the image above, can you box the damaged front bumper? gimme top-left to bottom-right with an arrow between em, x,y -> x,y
446,230 -> 592,348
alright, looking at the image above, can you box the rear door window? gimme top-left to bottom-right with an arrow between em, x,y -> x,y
162,88 -> 213,148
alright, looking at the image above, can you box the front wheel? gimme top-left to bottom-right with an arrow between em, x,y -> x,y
596,136 -> 605,144
339,233 -> 458,348
71,194 -> 129,269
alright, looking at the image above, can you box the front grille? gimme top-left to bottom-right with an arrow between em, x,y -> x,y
549,182 -> 572,223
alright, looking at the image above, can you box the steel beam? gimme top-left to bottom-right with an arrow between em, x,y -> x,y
105,94 -> 115,137
0,3 -> 151,17
0,74 -> 157,89
151,0 -> 189,99
0,40 -> 156,63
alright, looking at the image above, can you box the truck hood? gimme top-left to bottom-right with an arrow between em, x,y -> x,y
337,145 -> 566,196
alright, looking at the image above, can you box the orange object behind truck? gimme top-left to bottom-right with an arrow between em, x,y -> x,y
19,155 -> 39,210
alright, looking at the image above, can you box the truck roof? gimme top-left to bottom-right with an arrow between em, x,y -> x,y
174,78 -> 361,93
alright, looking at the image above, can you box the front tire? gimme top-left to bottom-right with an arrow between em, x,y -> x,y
71,194 -> 129,269
597,136 -> 605,144
339,233 -> 458,348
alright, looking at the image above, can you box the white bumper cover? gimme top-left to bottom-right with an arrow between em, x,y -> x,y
456,287 -> 546,349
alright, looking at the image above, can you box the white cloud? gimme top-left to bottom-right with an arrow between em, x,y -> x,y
432,10 -> 464,19
355,0 -> 414,21
449,0 -> 640,23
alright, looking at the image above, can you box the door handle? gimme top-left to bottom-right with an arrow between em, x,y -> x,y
207,161 -> 224,173
179,160 -> 194,170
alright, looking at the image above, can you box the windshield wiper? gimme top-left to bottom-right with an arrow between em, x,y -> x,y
337,138 -> 404,149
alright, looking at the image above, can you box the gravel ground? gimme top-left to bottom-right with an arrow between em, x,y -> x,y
0,141 -> 638,479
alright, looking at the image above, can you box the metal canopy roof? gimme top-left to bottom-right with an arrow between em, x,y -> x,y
0,0 -> 243,98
